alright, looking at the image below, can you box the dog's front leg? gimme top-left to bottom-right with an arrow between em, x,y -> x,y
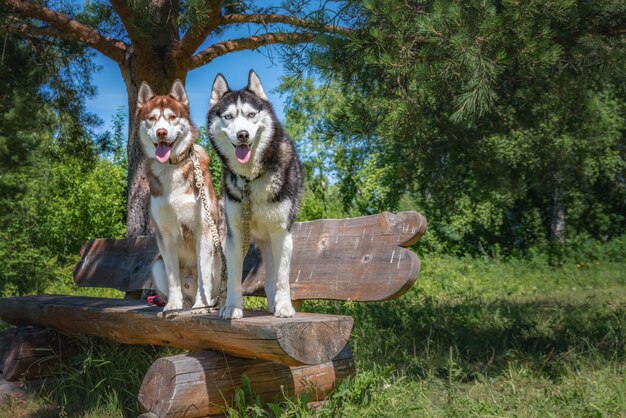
220,201 -> 244,319
258,240 -> 276,313
158,233 -> 184,312
269,229 -> 295,318
192,226 -> 216,312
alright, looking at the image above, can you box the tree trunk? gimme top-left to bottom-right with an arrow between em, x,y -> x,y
120,45 -> 191,237
549,183 -> 566,245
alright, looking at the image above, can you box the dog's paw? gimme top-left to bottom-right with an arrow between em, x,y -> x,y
191,299 -> 217,315
163,301 -> 183,313
273,302 -> 295,318
220,305 -> 244,320
189,306 -> 212,315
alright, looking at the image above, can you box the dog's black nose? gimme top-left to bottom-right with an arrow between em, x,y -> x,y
237,130 -> 249,142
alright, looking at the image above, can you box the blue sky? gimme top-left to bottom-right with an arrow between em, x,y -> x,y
86,42 -> 290,136
82,0 -> 348,135
77,0 -> 349,135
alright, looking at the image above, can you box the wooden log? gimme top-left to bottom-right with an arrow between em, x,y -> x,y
73,236 -> 158,293
244,211 -> 426,301
0,327 -> 72,381
0,373 -> 27,403
138,345 -> 356,418
0,296 -> 352,366
74,211 -> 427,302
0,373 -> 51,404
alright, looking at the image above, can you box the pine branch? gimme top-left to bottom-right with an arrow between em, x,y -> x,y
180,0 -> 222,56
4,21 -> 64,39
181,8 -> 351,57
111,0 -> 181,51
108,0 -> 146,47
601,23 -> 626,36
190,31 -> 317,69
220,13 -> 352,35
0,0 -> 127,63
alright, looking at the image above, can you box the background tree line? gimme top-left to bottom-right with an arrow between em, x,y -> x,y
280,0 -> 625,257
1,0 -> 624,297
0,10 -> 126,296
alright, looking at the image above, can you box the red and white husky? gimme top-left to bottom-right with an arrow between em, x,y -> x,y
136,80 -> 221,313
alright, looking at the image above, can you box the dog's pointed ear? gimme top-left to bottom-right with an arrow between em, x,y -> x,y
210,74 -> 230,108
247,70 -> 267,100
137,82 -> 155,107
169,80 -> 189,106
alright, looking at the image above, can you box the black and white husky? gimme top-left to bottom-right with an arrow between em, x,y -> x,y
208,70 -> 303,319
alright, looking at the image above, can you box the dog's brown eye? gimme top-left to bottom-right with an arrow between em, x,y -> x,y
148,116 -> 156,122
168,114 -> 177,121
247,112 -> 256,118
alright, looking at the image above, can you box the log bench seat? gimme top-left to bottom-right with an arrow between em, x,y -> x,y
0,211 -> 426,417
0,296 -> 352,366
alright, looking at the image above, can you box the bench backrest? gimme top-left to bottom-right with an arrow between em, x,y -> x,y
73,211 -> 427,302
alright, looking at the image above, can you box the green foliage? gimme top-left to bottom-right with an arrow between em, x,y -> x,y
23,159 -> 126,255
197,126 -> 224,193
290,251 -> 626,416
276,77 -> 361,220
225,374 -> 275,418
0,157 -> 127,298
0,22 -> 127,297
282,0 -> 626,254
1,1 -> 625,415
98,106 -> 128,169
39,338 -> 180,417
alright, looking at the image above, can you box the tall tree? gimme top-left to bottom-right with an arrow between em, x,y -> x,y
0,14 -> 126,296
283,0 -> 625,254
1,0 -> 351,236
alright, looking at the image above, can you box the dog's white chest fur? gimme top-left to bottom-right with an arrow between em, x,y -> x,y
150,164 -> 197,235
239,173 -> 293,236
147,157 -> 219,312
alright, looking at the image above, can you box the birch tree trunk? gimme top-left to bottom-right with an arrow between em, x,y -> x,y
549,182 -> 566,245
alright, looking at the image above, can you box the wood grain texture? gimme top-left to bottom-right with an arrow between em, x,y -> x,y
0,327 -> 73,381
0,296 -> 352,366
138,346 -> 355,417
244,211 -> 426,301
74,211 -> 427,302
73,236 -> 159,293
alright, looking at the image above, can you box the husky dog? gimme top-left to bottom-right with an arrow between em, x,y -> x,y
137,80 -> 221,313
208,70 -> 303,319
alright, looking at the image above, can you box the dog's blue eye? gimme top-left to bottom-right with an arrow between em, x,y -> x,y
223,114 -> 232,120
247,112 -> 256,118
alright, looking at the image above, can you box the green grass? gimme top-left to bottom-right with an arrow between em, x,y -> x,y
2,255 -> 625,417
295,256 -> 626,417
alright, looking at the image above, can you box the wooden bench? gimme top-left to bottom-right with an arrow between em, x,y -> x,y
0,211 -> 426,417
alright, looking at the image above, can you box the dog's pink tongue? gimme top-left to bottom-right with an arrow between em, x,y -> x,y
235,145 -> 251,164
155,142 -> 172,163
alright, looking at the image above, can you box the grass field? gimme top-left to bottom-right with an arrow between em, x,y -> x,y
2,252 -> 625,417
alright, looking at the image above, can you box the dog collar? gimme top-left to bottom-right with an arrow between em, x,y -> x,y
237,173 -> 261,184
167,146 -> 193,165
